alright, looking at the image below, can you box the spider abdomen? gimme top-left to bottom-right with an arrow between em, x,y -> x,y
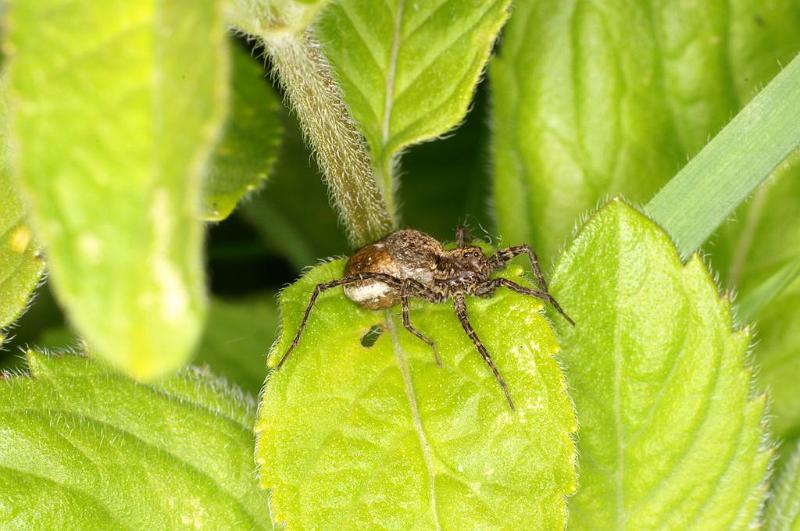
343,230 -> 440,310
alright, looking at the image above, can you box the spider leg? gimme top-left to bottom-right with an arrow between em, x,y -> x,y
478,278 -> 575,326
489,245 -> 548,292
274,273 -> 406,370
455,225 -> 474,248
401,280 -> 441,367
454,294 -> 515,410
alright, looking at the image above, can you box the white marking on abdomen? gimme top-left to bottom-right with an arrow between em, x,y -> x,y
344,282 -> 392,303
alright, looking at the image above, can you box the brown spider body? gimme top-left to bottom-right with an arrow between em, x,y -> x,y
343,229 -> 492,308
275,227 -> 574,410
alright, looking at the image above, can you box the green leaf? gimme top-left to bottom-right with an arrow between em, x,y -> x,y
228,0 -> 331,37
0,350 -> 271,529
768,440 -> 800,530
491,0 -> 800,260
194,294 -> 278,395
0,76 -> 43,329
550,200 -> 770,528
317,0 -> 511,214
203,42 -> 282,222
6,2 -> 228,379
645,53 -> 800,258
256,260 -> 576,528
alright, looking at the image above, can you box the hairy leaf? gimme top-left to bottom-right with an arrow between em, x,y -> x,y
256,260 -> 576,528
0,351 -> 271,529
491,0 -> 800,260
0,78 -> 43,329
550,200 -> 769,529
317,0 -> 511,214
204,43 -> 282,222
195,294 -> 278,395
768,440 -> 800,530
6,2 -> 228,379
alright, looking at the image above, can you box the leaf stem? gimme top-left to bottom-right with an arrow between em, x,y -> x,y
264,31 -> 395,248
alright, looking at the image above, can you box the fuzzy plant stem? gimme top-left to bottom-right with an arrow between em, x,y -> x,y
264,31 -> 395,248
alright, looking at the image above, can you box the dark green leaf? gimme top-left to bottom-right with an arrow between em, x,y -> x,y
194,294 -> 278,395
203,42 -> 282,222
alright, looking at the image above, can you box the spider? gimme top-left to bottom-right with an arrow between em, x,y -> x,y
274,227 -> 574,410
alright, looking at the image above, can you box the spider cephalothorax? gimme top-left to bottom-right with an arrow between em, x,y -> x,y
275,227 -> 574,410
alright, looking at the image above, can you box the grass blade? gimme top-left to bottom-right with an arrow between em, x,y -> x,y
645,53 -> 800,258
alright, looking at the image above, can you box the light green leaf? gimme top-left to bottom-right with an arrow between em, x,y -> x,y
228,0 -> 331,37
0,350 -> 271,529
317,0 -> 511,215
256,260 -> 576,528
6,2 -> 228,379
768,440 -> 800,530
491,0 -> 800,260
195,294 -> 278,395
203,42 -> 282,222
0,74 -> 44,329
550,200 -> 770,529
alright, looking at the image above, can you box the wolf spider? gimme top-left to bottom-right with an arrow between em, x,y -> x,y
274,227 -> 574,410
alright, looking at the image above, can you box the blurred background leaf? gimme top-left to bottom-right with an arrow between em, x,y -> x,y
0,74 -> 43,331
6,1 -> 228,379
767,440 -> 800,530
203,41 -> 283,222
194,294 -> 278,396
491,0 -> 800,261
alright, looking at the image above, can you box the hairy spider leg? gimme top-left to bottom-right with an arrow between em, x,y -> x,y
490,245 -> 549,292
477,278 -> 575,326
401,279 -> 442,367
275,272 -> 406,369
455,225 -> 474,248
454,294 -> 515,410
275,272 -> 442,369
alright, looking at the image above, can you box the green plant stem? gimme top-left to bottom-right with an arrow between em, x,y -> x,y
645,53 -> 800,258
264,31 -> 395,248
